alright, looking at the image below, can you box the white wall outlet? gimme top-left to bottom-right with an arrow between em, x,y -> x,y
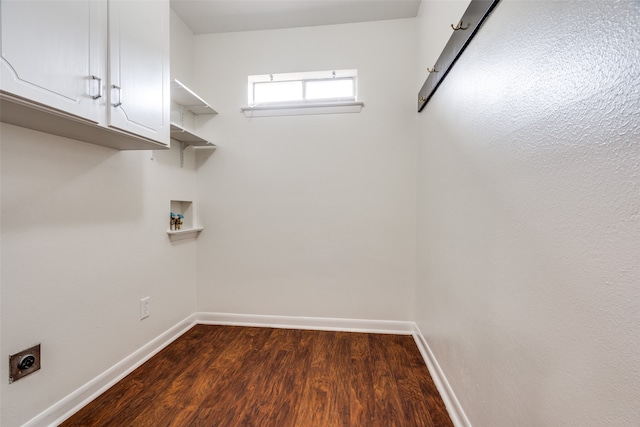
140,297 -> 150,320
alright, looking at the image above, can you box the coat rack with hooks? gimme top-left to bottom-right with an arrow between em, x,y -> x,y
418,0 -> 500,112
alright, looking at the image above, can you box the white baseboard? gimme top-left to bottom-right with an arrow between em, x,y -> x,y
412,324 -> 472,427
24,314 -> 198,427
23,312 -> 468,427
193,311 -> 415,335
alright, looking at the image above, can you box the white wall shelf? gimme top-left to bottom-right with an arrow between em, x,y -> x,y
170,79 -> 217,115
170,79 -> 217,166
166,227 -> 203,241
170,122 -> 216,147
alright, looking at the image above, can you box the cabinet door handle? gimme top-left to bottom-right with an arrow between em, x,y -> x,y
90,75 -> 102,100
111,84 -> 122,107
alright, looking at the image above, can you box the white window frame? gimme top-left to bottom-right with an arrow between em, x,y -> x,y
242,69 -> 364,117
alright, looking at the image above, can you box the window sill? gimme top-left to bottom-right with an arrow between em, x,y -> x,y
241,101 -> 364,118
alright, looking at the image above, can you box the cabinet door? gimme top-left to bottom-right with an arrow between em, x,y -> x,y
0,0 -> 107,124
108,0 -> 169,145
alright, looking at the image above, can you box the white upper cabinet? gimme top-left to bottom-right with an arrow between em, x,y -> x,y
0,0 -> 170,150
0,0 -> 107,124
108,0 -> 169,144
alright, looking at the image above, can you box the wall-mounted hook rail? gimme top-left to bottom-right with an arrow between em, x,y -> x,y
451,20 -> 470,30
418,0 -> 501,112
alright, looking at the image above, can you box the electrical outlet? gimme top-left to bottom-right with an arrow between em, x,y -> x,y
140,297 -> 150,320
9,344 -> 41,383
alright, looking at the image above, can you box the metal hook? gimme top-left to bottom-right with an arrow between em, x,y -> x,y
451,20 -> 470,31
427,67 -> 437,73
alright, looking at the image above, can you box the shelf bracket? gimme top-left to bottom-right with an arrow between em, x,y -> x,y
179,105 -> 186,127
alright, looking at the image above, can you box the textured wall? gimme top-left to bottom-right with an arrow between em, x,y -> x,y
193,19 -> 418,321
416,0 -> 640,425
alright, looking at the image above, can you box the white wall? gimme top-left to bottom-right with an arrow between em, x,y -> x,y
416,1 -> 640,425
0,12 -> 199,427
193,19 -> 418,321
170,9 -> 195,89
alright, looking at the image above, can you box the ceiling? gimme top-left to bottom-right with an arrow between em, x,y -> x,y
170,0 -> 422,34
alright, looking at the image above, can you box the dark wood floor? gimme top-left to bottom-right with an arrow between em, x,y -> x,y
62,325 -> 453,427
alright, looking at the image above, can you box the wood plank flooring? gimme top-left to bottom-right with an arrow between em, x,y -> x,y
62,325 -> 453,427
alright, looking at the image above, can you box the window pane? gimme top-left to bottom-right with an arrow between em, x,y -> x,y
306,79 -> 354,100
254,81 -> 303,103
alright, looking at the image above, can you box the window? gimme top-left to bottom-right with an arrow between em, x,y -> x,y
254,81 -> 304,104
243,70 -> 363,117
